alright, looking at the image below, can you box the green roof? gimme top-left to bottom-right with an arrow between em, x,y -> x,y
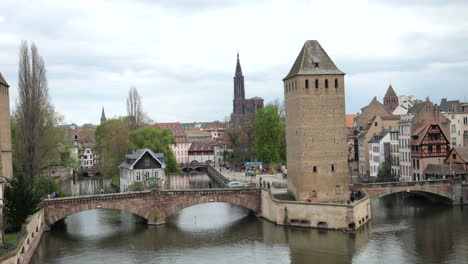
283,40 -> 344,80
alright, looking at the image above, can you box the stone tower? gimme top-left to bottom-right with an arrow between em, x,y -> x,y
0,72 -> 13,179
233,52 -> 245,115
383,84 -> 398,112
100,107 -> 107,124
283,40 -> 349,202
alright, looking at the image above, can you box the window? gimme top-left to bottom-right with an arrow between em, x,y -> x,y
335,185 -> 341,195
331,164 -> 335,172
313,166 -> 317,173
315,79 -> 319,88
313,62 -> 319,68
464,117 -> 468,125
417,160 -> 420,170
453,154 -> 457,159
305,79 -> 309,88
451,125 -> 456,133
374,122 -> 378,127
335,78 -> 338,88
144,158 -> 150,167
325,79 -> 329,88
428,145 -> 433,153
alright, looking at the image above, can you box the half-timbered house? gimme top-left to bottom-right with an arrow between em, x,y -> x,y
411,122 -> 450,180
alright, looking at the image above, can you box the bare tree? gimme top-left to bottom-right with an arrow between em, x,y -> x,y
126,86 -> 152,129
15,41 -> 58,184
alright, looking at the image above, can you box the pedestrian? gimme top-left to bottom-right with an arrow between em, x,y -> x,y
259,177 -> 262,187
267,182 -> 270,189
100,188 -> 104,194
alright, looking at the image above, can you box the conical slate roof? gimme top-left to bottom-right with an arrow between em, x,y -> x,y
0,72 -> 9,87
283,40 -> 344,80
384,85 -> 397,98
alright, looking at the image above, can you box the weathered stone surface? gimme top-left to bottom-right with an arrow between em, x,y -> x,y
43,189 -> 261,226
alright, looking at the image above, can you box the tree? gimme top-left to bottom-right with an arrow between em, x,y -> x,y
377,162 -> 391,180
253,104 -> 283,164
4,174 -> 41,232
126,86 -> 151,130
95,118 -> 131,178
14,41 -> 59,184
127,182 -> 145,191
129,126 -> 180,173
34,176 -> 60,198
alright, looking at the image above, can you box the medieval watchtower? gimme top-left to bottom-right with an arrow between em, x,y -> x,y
283,40 -> 349,202
0,72 -> 13,179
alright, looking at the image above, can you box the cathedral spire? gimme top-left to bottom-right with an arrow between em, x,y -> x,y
235,52 -> 243,77
100,107 -> 107,124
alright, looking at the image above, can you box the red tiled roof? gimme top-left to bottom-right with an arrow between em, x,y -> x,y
189,141 -> 217,151
346,114 -> 359,129
154,122 -> 187,143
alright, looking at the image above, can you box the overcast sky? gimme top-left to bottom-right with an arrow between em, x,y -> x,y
1,0 -> 467,125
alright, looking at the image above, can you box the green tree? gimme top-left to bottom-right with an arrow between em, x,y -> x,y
95,118 -> 131,178
253,104 -> 283,164
129,126 -> 180,173
4,174 -> 41,232
33,176 -> 60,198
377,162 -> 391,180
127,182 -> 145,191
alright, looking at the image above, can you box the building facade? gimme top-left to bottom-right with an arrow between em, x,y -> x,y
0,73 -> 12,180
398,99 -> 451,181
283,40 -> 349,202
439,99 -> 468,147
119,149 -> 166,192
154,123 -> 191,164
231,53 -> 264,122
188,141 -> 215,164
411,123 -> 450,180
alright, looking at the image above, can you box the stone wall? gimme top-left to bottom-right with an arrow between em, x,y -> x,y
260,189 -> 371,230
1,209 -> 45,264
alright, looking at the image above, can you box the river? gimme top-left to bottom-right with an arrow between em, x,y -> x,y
30,175 -> 468,264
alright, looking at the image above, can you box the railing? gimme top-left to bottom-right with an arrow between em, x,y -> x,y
206,164 -> 229,187
0,226 -> 27,259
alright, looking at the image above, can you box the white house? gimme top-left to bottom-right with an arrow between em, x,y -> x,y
368,130 -> 392,177
79,146 -> 98,169
118,149 -> 166,192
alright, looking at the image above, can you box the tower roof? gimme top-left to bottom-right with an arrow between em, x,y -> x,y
0,72 -> 9,87
100,107 -> 107,122
235,52 -> 243,76
384,85 -> 397,98
283,40 -> 344,80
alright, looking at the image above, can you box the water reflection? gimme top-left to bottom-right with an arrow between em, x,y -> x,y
166,172 -> 222,189
32,180 -> 468,264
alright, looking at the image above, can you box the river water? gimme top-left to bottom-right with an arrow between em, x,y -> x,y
30,175 -> 468,264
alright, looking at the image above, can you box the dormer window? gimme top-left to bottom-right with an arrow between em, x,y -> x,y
313,62 -> 319,68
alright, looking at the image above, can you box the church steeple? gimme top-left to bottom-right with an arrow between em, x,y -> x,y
233,52 -> 245,115
100,107 -> 107,124
235,52 -> 243,77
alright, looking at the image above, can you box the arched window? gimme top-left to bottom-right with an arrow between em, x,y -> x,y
315,79 -> 319,88
325,79 -> 329,88
305,79 -> 309,88
335,78 -> 338,88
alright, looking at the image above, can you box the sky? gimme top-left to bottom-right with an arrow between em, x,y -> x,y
0,0 -> 467,125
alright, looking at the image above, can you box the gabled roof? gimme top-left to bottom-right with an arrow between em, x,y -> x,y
439,98 -> 461,113
189,141 -> 216,151
119,148 -> 166,169
154,122 -> 188,143
411,121 -> 449,146
408,101 -> 427,114
384,85 -> 397,98
451,147 -> 468,162
283,40 -> 344,80
0,72 -> 9,87
424,164 -> 466,175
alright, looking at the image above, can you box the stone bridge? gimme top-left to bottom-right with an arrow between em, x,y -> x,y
352,179 -> 466,204
42,188 -> 261,227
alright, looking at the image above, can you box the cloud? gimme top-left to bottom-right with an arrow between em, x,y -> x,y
0,0 -> 467,125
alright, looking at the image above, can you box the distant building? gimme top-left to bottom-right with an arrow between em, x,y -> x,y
185,129 -> 212,142
188,141 -> 215,165
0,72 -> 13,180
392,95 -> 416,115
439,98 -> 468,147
398,98 -> 450,181
410,122 -> 450,180
79,145 -> 99,170
445,147 -> 468,172
154,123 -> 191,164
231,53 -> 264,122
119,149 -> 166,192
354,97 -> 392,131
100,107 -> 107,124
357,114 -> 400,177
383,85 -> 398,113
